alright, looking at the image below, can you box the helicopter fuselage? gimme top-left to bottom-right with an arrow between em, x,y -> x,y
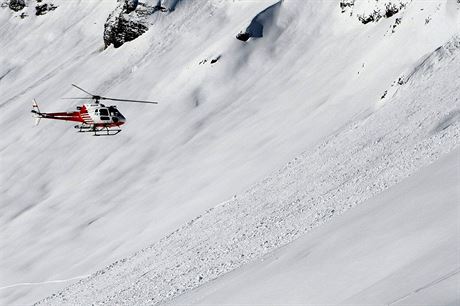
34,103 -> 126,128
80,103 -> 126,128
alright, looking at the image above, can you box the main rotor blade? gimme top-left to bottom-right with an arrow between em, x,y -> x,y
69,84 -> 158,104
71,84 -> 95,96
62,97 -> 94,100
100,97 -> 158,104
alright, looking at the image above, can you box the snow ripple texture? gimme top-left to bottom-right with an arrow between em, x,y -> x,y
39,37 -> 460,305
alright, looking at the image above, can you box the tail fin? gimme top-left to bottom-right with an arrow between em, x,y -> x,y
32,99 -> 42,126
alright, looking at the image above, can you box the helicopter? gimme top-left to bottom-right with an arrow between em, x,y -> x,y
31,84 -> 158,136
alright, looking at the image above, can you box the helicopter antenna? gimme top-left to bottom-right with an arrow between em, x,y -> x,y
64,84 -> 158,104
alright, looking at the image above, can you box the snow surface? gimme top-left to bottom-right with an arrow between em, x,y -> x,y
1,0 -> 459,305
38,34 -> 460,305
171,148 -> 460,306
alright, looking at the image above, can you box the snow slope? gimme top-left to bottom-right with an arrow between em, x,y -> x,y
172,148 -> 460,306
1,0 -> 459,304
38,35 -> 460,304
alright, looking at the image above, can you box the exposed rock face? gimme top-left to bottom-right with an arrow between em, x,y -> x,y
3,0 -> 58,17
35,3 -> 58,16
339,0 -> 355,13
105,18 -> 149,48
104,1 -> 146,48
357,2 -> 406,24
103,0 -> 166,48
8,0 -> 25,11
384,3 -> 401,18
125,0 -> 138,14
340,0 -> 409,24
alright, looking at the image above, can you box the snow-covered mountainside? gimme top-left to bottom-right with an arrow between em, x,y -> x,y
1,0 -> 459,305
38,35 -> 460,305
172,148 -> 460,305
175,149 -> 460,305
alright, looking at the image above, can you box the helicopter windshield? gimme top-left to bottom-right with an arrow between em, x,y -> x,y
109,106 -> 125,119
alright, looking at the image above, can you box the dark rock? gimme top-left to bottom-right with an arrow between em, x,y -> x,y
236,32 -> 250,42
391,17 -> 402,33
384,3 -> 400,18
124,0 -> 138,14
358,10 -> 381,24
339,0 -> 354,13
9,0 -> 25,11
381,90 -> 387,99
357,2 -> 406,24
104,13 -> 149,48
210,55 -> 221,64
35,3 -> 57,16
103,0 -> 169,48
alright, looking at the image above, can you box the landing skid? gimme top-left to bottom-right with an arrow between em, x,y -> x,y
74,125 -> 121,136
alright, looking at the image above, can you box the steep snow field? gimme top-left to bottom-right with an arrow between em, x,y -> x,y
37,35 -> 460,305
172,148 -> 460,306
1,0 -> 459,305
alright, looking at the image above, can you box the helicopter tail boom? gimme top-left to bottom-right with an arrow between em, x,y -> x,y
31,99 -> 83,124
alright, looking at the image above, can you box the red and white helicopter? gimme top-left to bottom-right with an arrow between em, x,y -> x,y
31,84 -> 158,136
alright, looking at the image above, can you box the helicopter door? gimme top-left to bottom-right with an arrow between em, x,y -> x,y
99,108 -> 110,121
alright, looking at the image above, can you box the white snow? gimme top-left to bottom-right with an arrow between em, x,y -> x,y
38,34 -> 460,305
0,0 -> 459,305
171,148 -> 460,306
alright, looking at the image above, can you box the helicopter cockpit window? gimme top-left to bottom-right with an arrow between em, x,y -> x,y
109,106 -> 125,119
109,107 -> 117,116
99,108 -> 110,121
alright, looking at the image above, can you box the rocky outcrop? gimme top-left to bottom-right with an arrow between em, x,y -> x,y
125,0 -> 138,14
103,0 -> 167,48
236,32 -> 250,42
35,2 -> 58,16
357,2 -> 406,24
339,0 -> 354,13
104,18 -> 148,48
340,0 -> 409,24
8,0 -> 25,11
4,0 -> 57,16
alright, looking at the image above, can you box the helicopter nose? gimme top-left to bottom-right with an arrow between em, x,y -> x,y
112,116 -> 125,125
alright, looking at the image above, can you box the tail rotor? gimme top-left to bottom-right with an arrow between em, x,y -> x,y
32,99 -> 42,126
